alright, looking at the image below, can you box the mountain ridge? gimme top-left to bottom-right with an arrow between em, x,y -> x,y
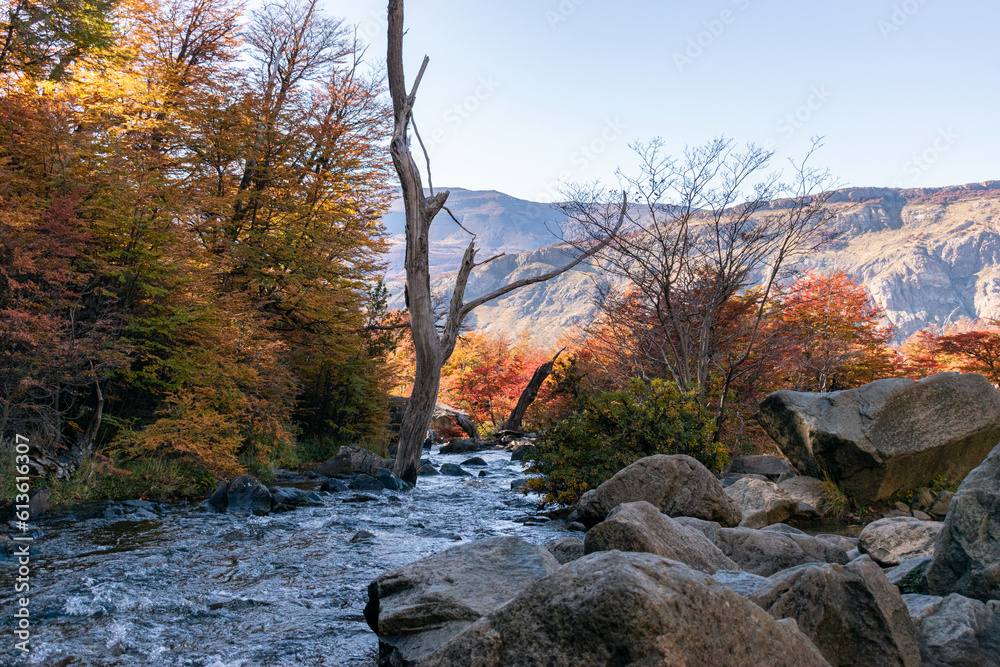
383,182 -> 1000,346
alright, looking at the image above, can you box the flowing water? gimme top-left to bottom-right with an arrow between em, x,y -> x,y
0,447 -> 567,666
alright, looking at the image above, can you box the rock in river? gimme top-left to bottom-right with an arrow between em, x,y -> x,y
364,536 -> 559,666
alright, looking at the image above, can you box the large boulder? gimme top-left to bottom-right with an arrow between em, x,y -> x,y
751,556 -> 920,667
576,454 -> 742,527
364,536 -> 560,666
224,475 -> 272,516
757,373 -> 1000,501
583,501 -> 738,574
779,476 -> 831,518
926,442 -> 1000,601
858,516 -> 942,566
316,444 -> 388,478
725,477 -> 798,525
713,527 -> 850,576
419,551 -> 831,667
904,593 -> 1000,666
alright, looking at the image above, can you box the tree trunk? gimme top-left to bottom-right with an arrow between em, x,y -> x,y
386,0 -> 622,485
503,349 -> 563,433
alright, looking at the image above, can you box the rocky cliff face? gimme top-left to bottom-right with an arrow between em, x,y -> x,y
385,182 -> 1000,347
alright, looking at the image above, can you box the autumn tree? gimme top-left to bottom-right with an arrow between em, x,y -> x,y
778,269 -> 898,391
573,137 -> 835,441
385,0 -> 624,483
901,319 -> 1000,385
0,0 -> 395,482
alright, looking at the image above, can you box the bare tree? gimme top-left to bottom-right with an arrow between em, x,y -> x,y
386,0 -> 623,483
572,137 -> 836,441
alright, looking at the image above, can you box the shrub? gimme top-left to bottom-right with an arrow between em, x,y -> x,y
524,379 -> 726,506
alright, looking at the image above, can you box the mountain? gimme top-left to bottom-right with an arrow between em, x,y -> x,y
384,182 -> 1000,347
382,188 -> 568,280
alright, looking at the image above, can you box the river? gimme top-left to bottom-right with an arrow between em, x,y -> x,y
1,446 -> 567,666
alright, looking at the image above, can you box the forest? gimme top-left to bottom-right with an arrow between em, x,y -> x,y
2,0 -> 999,505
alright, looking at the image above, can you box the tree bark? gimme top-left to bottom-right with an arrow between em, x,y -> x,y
386,0 -> 622,484
503,348 -> 563,433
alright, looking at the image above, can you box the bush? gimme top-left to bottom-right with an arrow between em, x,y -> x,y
524,379 -> 726,506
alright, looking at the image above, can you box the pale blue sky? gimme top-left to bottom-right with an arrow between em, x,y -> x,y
332,0 -> 998,201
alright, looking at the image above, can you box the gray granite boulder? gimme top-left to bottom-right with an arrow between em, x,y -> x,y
583,501 -> 738,574
725,477 -> 798,525
859,516 -> 942,566
779,476 -> 831,518
576,454 -> 741,527
757,373 -> 1000,501
224,475 -> 272,516
904,593 -> 1000,666
420,551 -> 831,667
714,527 -> 850,577
927,442 -> 1000,601
751,556 -> 920,666
364,536 -> 560,666
544,537 -> 584,564
316,444 -> 389,477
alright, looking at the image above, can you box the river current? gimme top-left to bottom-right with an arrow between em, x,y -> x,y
1,447 -> 565,666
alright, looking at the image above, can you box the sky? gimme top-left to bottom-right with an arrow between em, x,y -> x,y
330,0 -> 999,202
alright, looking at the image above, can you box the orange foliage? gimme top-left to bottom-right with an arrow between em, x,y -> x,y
438,331 -> 552,432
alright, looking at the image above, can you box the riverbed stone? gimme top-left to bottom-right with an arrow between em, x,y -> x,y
460,457 -> 487,467
928,490 -> 955,519
438,463 -> 472,477
576,454 -> 742,527
225,475 -> 272,516
904,593 -> 1000,666
420,551 -> 831,667
757,373 -> 1000,502
727,454 -> 797,481
858,516 -> 942,566
364,536 -> 560,666
779,476 -> 831,518
725,477 -> 798,525
583,501 -> 738,574
927,442 -> 1000,601
269,487 -> 324,512
710,569 -> 771,597
320,478 -> 348,493
714,526 -> 850,576
509,444 -> 536,461
349,474 -> 382,491
751,556 -> 920,667
416,463 -> 439,476
544,536 -> 584,564
438,438 -> 480,455
316,445 -> 389,478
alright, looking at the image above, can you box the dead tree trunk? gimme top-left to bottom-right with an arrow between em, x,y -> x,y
386,0 -> 623,484
502,348 -> 563,433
